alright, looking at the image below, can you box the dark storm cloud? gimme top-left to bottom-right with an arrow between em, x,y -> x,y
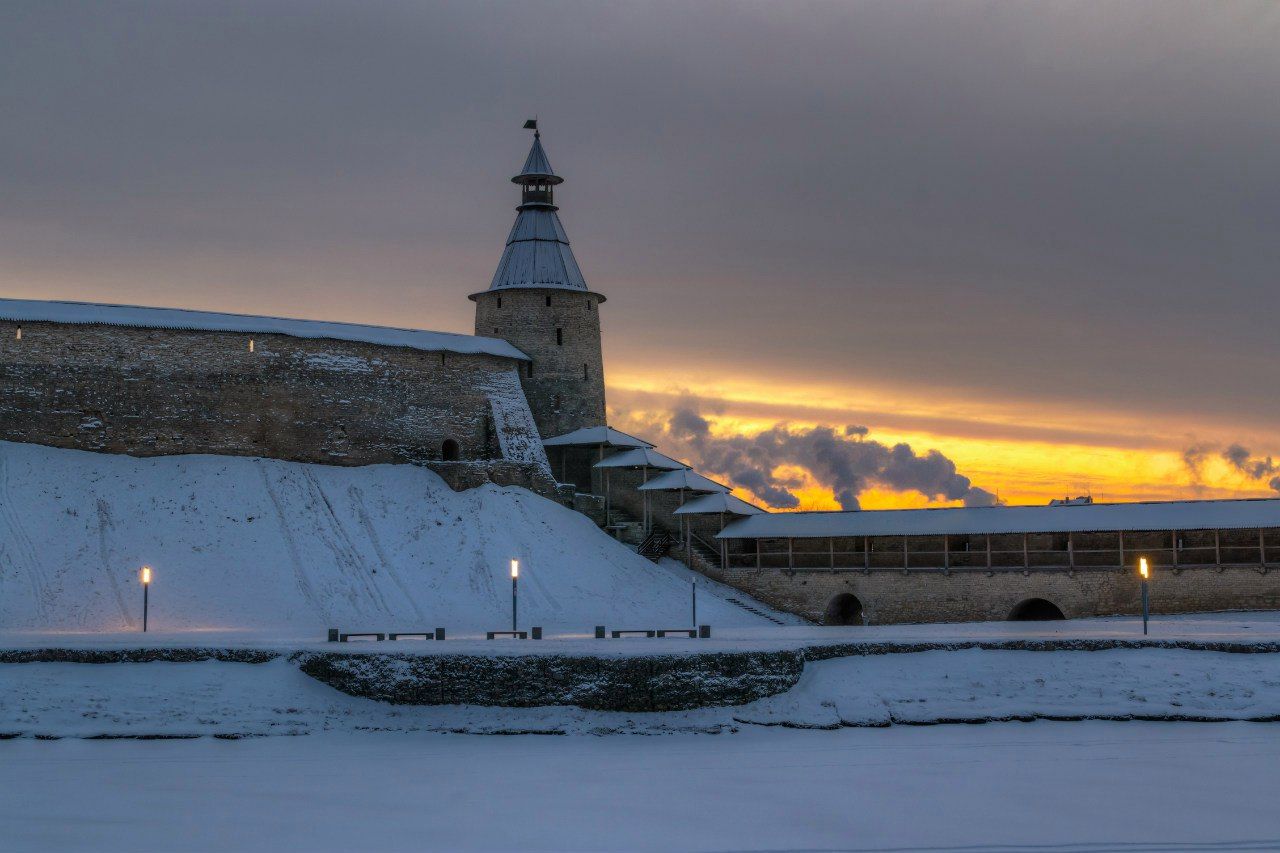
2,1 -> 1279,431
656,397 -> 998,510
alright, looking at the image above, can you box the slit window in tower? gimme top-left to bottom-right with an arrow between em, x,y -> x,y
15,326 -> 21,340
248,339 -> 255,353
545,295 -> 552,307
583,363 -> 588,380
526,361 -> 534,378
497,297 -> 502,309
556,328 -> 563,346
586,300 -> 591,311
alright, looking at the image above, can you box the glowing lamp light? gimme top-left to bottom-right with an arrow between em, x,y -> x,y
140,566 -> 153,585
510,559 -> 519,579
1138,557 -> 1149,579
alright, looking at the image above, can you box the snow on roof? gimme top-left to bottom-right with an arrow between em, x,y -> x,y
0,298 -> 529,361
637,468 -> 729,493
542,426 -> 654,448
718,498 -> 1280,539
593,447 -> 686,470
674,492 -> 766,516
479,208 -> 595,296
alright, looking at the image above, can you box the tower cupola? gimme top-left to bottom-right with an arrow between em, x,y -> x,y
470,121 -> 608,443
514,130 -> 563,208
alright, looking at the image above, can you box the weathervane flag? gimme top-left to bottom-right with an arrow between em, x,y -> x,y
523,119 -> 537,130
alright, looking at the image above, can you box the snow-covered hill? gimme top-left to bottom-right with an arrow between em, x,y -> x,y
0,442 -> 784,633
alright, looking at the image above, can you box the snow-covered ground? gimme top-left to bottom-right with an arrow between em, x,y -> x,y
4,646 -> 1278,737
3,723 -> 1278,852
0,442 -> 794,635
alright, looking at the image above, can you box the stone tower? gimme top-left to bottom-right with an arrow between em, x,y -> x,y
472,123 -> 607,440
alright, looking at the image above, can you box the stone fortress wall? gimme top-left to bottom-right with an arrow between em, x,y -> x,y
474,287 -> 606,442
0,319 -> 558,496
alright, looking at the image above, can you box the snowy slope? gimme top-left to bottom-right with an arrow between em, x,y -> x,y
0,442 -> 782,633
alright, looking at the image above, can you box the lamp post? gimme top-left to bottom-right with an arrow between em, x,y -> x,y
139,566 -> 152,633
1138,557 -> 1150,636
511,559 -> 519,632
691,578 -> 697,628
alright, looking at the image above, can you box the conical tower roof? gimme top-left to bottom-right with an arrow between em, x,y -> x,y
472,124 -> 603,300
515,134 -> 561,184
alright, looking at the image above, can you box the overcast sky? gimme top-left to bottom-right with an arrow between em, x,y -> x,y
3,1 -> 1278,505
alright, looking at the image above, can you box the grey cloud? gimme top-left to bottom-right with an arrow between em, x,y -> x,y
2,2 -> 1279,434
1183,442 -> 1215,481
1222,444 -> 1280,487
662,398 -> 998,510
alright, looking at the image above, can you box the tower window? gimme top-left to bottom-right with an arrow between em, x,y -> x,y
441,352 -> 446,366
545,295 -> 552,307
583,363 -> 588,380
497,297 -> 502,309
441,439 -> 461,462
248,339 -> 255,353
15,326 -> 21,340
526,361 -> 534,378
493,328 -> 499,334
554,394 -> 562,410
556,328 -> 563,346
586,300 -> 591,311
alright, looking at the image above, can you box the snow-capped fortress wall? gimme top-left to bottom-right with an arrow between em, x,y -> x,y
0,316 -> 557,496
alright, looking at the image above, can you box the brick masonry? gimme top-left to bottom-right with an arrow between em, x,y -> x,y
724,564 -> 1280,624
0,319 -> 557,494
474,288 -> 606,441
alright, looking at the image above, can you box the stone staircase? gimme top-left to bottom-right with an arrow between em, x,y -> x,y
722,595 -> 787,625
605,506 -> 645,546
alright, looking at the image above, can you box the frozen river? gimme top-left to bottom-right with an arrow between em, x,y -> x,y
4,722 -> 1278,852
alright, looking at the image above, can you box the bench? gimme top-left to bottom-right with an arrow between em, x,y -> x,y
610,629 -> 656,638
655,628 -> 697,638
339,632 -> 385,642
487,630 -> 528,640
388,630 -> 445,641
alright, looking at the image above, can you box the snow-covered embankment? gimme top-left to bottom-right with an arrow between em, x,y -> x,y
0,441 -> 786,634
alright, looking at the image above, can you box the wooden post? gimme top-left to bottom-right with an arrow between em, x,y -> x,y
1068,531 -> 1075,569
943,534 -> 949,570
1171,530 -> 1178,568
1260,528 -> 1267,566
720,512 -> 727,573
756,538 -> 761,570
903,536 -> 909,570
1118,530 -> 1125,568
1214,529 -> 1221,566
1022,533 -> 1029,569
787,537 -> 794,571
986,534 -> 992,569
642,466 -> 649,532
829,537 -> 835,570
864,536 -> 870,570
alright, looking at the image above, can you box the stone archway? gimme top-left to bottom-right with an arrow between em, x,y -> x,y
824,593 -> 865,626
441,439 -> 461,462
1008,597 -> 1066,621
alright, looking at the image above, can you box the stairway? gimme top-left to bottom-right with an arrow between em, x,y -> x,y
723,595 -> 787,625
604,505 -> 646,546
637,530 -> 675,560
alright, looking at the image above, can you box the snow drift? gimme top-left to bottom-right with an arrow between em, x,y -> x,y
0,442 -> 777,633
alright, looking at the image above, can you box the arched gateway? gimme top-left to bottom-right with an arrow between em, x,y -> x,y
1008,598 -> 1066,621
824,593 -> 865,626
